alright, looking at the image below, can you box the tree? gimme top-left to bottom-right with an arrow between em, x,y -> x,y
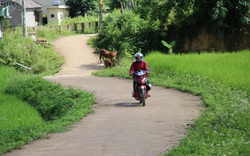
96,0 -> 249,52
108,0 -> 139,12
135,0 -> 249,51
65,0 -> 95,18
172,0 -> 249,31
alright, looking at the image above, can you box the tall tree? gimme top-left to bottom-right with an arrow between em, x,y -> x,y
108,0 -> 139,12
65,0 -> 95,18
173,0 -> 250,31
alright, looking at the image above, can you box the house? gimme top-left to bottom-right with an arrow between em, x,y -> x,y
33,0 -> 69,25
32,0 -> 66,15
9,0 -> 42,27
46,4 -> 69,25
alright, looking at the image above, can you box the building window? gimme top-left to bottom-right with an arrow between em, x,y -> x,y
51,14 -> 55,18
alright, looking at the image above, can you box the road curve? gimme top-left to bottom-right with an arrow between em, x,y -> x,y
3,35 -> 203,156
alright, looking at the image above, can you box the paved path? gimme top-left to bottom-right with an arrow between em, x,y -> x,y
3,34 -> 203,156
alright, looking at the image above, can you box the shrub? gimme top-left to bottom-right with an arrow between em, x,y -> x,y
0,27 -> 64,74
94,10 -> 151,57
0,66 -> 46,154
5,75 -> 94,121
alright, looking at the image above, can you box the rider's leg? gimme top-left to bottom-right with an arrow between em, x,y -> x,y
132,81 -> 136,97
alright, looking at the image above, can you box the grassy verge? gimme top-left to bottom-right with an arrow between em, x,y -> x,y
0,66 -> 95,155
0,25 -> 97,154
0,67 -> 45,154
93,51 -> 250,155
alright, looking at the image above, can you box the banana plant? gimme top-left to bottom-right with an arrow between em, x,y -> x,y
161,40 -> 176,54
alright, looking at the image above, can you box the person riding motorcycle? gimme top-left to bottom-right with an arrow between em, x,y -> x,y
129,53 -> 152,97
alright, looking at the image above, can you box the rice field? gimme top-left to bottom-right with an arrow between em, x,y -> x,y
146,50 -> 250,96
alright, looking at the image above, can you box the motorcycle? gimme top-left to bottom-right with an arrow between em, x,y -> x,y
132,70 -> 151,106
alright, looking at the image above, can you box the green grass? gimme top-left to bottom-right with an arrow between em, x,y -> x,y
146,50 -> 250,96
0,66 -> 45,153
0,67 -> 43,129
0,96 -> 44,129
94,50 -> 250,156
0,27 -> 65,75
0,66 -> 95,155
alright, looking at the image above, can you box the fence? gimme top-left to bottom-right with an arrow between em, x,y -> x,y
47,21 -> 101,34
26,21 -> 101,40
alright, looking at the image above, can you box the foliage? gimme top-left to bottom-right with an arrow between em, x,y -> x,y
93,58 -> 132,78
61,16 -> 99,24
108,0 -> 139,11
5,75 -> 94,121
104,0 -> 249,52
65,0 -> 95,18
147,50 -> 250,96
132,0 -> 250,31
1,19 -> 11,29
161,40 -> 176,54
0,66 -> 45,154
0,27 -> 75,74
108,0 -> 122,10
0,66 -> 95,154
161,74 -> 250,156
161,40 -> 176,49
94,50 -> 250,155
92,9 -> 162,57
35,25 -> 73,41
168,0 -> 250,33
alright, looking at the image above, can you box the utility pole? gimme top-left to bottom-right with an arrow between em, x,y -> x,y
99,0 -> 103,28
22,0 -> 27,37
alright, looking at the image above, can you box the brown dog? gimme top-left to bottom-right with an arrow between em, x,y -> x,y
104,59 -> 114,68
35,38 -> 49,46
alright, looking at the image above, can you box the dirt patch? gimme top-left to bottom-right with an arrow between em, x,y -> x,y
3,35 -> 204,156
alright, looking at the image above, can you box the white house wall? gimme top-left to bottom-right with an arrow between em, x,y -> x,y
26,9 -> 37,27
9,1 -> 42,27
47,7 -> 68,25
33,0 -> 67,15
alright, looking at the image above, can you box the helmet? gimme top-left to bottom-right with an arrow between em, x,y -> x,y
134,53 -> 144,62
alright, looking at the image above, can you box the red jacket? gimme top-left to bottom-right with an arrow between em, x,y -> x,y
129,61 -> 148,75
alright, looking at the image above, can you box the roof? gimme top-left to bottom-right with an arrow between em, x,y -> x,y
32,0 -> 66,6
13,0 -> 42,8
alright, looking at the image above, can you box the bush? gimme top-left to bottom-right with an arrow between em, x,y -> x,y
94,10 -> 152,57
36,26 -> 73,40
0,27 -> 64,74
1,67 -> 95,154
0,66 -> 46,154
5,75 -> 94,121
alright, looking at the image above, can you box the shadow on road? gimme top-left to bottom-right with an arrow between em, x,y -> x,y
115,102 -> 141,107
78,64 -> 103,71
